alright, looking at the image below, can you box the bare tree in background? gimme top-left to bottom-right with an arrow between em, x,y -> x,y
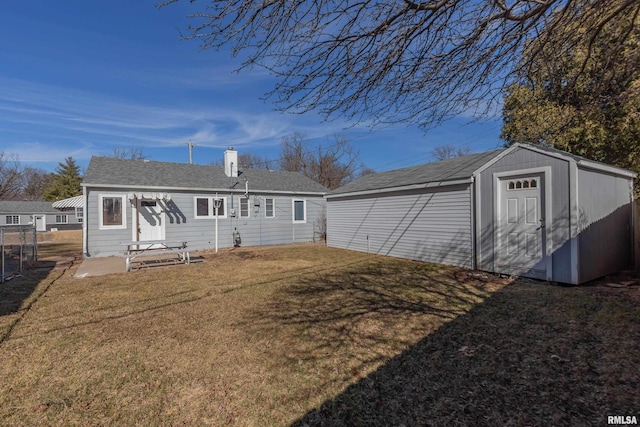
20,167 -> 53,200
280,133 -> 360,190
112,145 -> 148,160
432,145 -> 472,161
237,153 -> 270,169
0,153 -> 25,200
160,0 -> 639,129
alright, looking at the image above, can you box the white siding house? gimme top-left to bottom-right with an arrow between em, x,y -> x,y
81,148 -> 328,258
327,143 -> 635,284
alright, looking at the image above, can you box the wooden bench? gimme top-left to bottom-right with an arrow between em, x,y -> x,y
121,240 -> 190,272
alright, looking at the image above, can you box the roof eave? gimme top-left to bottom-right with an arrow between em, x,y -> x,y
82,182 -> 327,196
326,177 -> 473,199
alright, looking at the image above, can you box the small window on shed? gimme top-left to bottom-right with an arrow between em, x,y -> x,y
515,181 -> 522,189
508,181 -> 515,190
523,180 -> 530,188
530,179 -> 537,188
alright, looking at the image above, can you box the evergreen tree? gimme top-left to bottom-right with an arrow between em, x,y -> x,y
43,157 -> 83,201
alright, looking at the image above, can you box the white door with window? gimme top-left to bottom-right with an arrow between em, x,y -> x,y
496,175 -> 547,279
137,200 -> 164,248
34,215 -> 46,231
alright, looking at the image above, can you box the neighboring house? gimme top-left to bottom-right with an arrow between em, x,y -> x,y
52,195 -> 85,226
0,200 -> 82,231
81,148 -> 328,257
326,143 -> 636,285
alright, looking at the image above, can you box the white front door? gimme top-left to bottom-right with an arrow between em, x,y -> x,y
497,175 -> 547,279
137,200 -> 164,248
34,215 -> 46,231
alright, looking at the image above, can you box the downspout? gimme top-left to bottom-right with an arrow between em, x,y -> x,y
135,195 -> 140,243
82,186 -> 88,257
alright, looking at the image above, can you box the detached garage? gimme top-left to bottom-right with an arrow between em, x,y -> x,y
326,143 -> 636,284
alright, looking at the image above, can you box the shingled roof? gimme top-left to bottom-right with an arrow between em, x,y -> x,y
83,157 -> 329,194
0,201 -> 59,214
329,149 -> 504,196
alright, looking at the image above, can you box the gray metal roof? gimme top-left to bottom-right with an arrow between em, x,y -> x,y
0,201 -> 59,214
329,149 -> 504,195
82,156 -> 329,194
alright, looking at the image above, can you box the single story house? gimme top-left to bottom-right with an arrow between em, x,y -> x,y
326,143 -> 636,284
81,148 -> 328,257
0,200 -> 82,231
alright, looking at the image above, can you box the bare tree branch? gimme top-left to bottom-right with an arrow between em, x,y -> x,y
160,0 -> 638,129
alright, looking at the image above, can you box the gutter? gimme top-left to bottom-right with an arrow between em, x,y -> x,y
326,177 -> 474,199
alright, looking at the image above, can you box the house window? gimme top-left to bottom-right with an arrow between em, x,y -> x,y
76,207 -> 84,223
195,197 -> 210,218
212,197 -> 225,217
240,197 -> 250,218
265,198 -> 275,218
100,195 -> 126,229
194,196 -> 227,219
293,199 -> 306,223
55,214 -> 68,224
6,215 -> 19,225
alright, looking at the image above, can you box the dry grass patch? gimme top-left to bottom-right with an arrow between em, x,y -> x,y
0,243 -> 637,426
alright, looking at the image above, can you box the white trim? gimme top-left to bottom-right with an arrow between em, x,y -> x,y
292,199 -> 307,223
5,215 -> 20,225
326,178 -> 473,199
193,196 -> 228,219
265,197 -> 275,218
98,194 -> 127,230
470,177 -> 477,270
493,167 -> 553,281
474,142 -> 636,180
569,162 -> 580,284
240,196 -> 250,218
474,174 -> 483,269
133,198 -> 166,243
578,160 -> 637,179
472,144 -> 519,177
82,187 -> 88,256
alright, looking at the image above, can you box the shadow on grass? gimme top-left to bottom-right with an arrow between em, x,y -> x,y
0,261 -> 58,317
1,240 -> 80,320
287,281 -> 639,426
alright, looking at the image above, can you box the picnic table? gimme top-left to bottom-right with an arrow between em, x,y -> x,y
121,240 -> 190,272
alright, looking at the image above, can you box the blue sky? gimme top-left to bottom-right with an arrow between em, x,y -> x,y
0,1 -> 504,174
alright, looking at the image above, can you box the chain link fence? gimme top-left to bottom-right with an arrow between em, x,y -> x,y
1,225 -> 38,283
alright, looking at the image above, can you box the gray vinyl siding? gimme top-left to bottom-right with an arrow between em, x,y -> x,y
327,184 -> 473,267
577,168 -> 633,282
477,146 -> 573,283
85,187 -> 325,257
